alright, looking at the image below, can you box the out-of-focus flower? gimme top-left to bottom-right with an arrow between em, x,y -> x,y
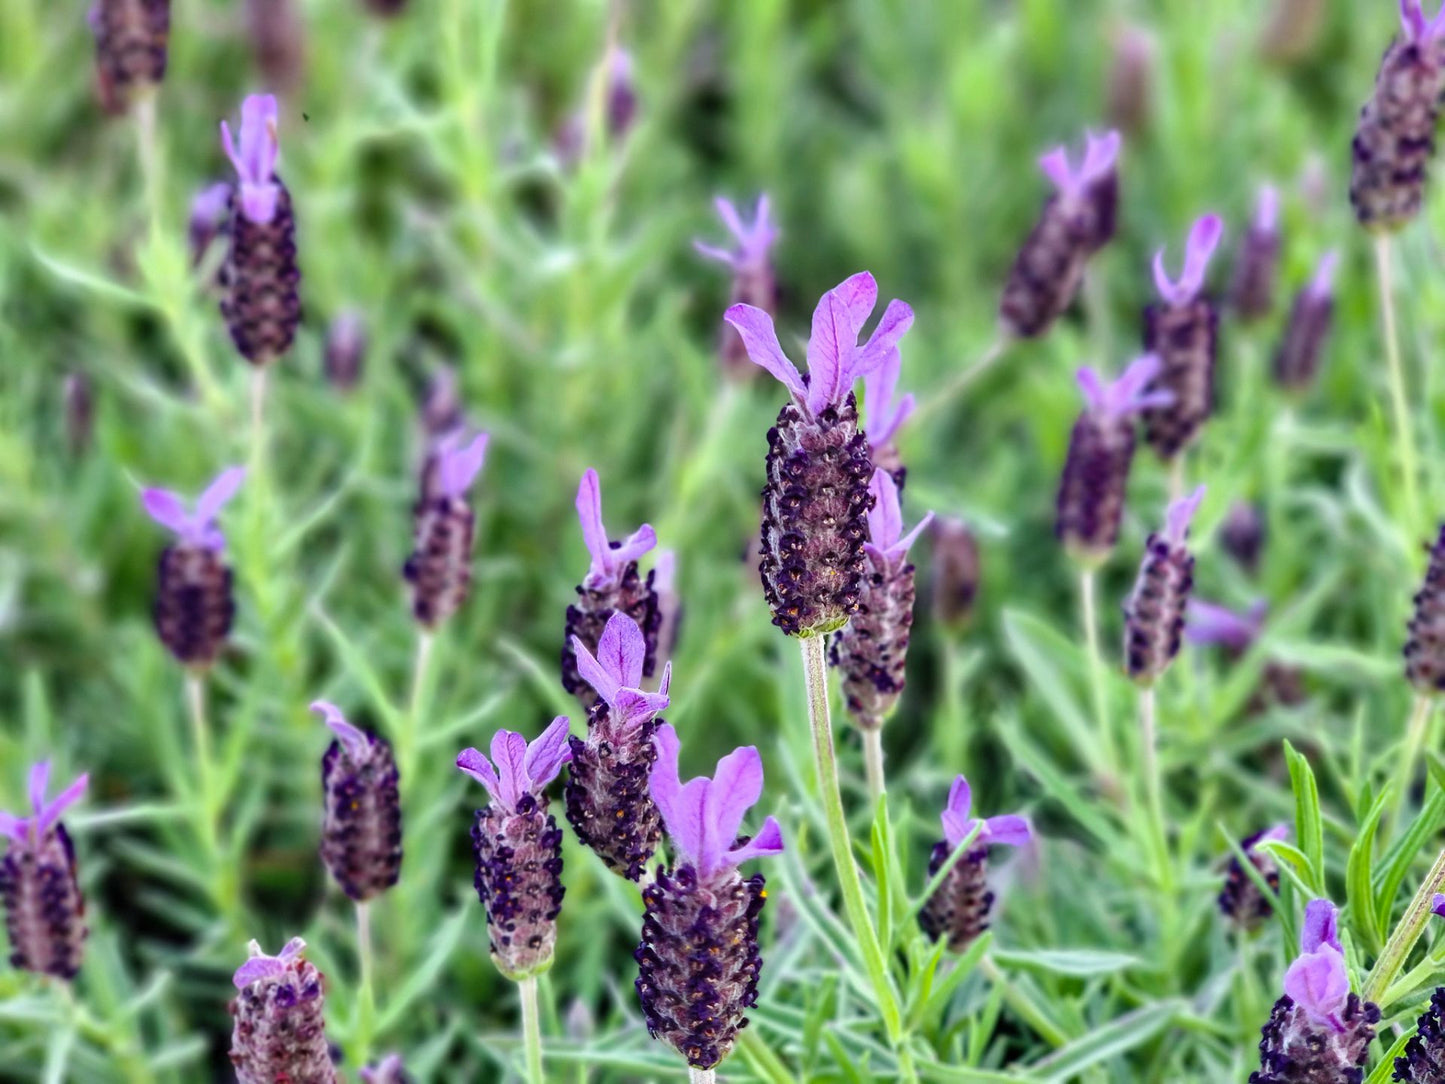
1229,186 -> 1281,321
1273,252 -> 1338,393
1106,23 -> 1156,137
1219,500 -> 1266,576
90,0 -> 170,114
555,45 -> 639,165
1124,487 -> 1204,684
930,517 -> 980,628
246,0 -> 306,99
1218,825 -> 1287,932
229,937 -> 337,1084
1404,524 -> 1445,695
402,433 -> 487,629
359,1054 -> 410,1084
189,182 -> 232,269
311,701 -> 402,902
323,310 -> 366,392
63,372 -> 94,457
696,196 -> 779,380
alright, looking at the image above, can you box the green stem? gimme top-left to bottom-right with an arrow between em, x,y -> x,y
688,1069 -> 716,1084
1390,694 -> 1434,832
911,336 -> 1008,425
861,727 -> 885,806
1138,686 -> 1172,892
1079,569 -> 1118,781
799,635 -> 902,1041
183,673 -> 218,864
1376,233 -> 1421,539
399,631 -> 434,790
1364,845 -> 1445,1006
354,901 -> 376,1067
518,975 -> 544,1084
1167,454 -> 1186,505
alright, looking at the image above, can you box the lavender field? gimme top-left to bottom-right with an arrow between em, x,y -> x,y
5,0 -> 1445,1081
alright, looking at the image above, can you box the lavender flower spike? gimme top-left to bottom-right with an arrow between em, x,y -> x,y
636,724 -> 783,1070
91,0 -> 170,113
221,95 -> 282,225
229,937 -> 337,1084
0,763 -> 89,979
458,718 -> 571,978
1404,524 -> 1445,694
698,195 -> 780,377
1123,486 -> 1204,685
920,775 -> 1032,952
1230,186 -> 1281,321
562,469 -> 661,708
311,701 -> 402,902
863,347 -> 915,491
144,467 -> 244,668
1219,825 -> 1288,932
404,432 -> 488,628
1274,250 -> 1339,393
1398,901 -> 1445,1078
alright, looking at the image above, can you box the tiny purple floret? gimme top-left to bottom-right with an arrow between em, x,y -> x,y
1153,214 -> 1224,307
1186,599 -> 1267,651
435,432 -> 489,499
457,717 -> 573,815
141,466 -> 246,551
1309,250 -> 1340,299
1037,129 -> 1122,200
221,94 -> 282,225
1163,485 -> 1207,546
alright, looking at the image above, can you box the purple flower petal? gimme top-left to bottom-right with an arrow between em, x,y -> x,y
1283,946 -> 1349,1030
612,687 -> 671,723
941,775 -> 974,849
805,286 -> 866,416
1254,185 -> 1279,233
456,747 -> 501,806
1081,130 -> 1122,184
1310,250 -> 1340,299
310,700 -> 370,764
1037,147 -> 1075,192
221,95 -> 281,225
649,723 -> 708,870
723,304 -> 804,400
725,815 -> 785,866
610,524 -> 658,571
1163,485 -> 1206,546
1186,599 -> 1265,651
0,813 -> 24,844
438,433 -> 489,498
1077,354 -> 1171,419
28,761 -> 51,816
36,772 -> 88,837
490,730 -> 529,811
570,634 -> 622,704
522,716 -> 573,791
854,298 -> 916,379
141,489 -> 192,536
699,744 -> 765,877
1432,892 -> 1445,918
867,471 -> 903,552
575,469 -> 612,583
1302,898 -> 1342,954
981,814 -> 1032,849
1153,214 -> 1223,307
196,467 -> 247,524
233,956 -> 289,989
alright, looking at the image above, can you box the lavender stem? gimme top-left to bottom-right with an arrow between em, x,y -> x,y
862,728 -> 885,805
184,673 -> 218,862
250,366 -> 269,455
519,974 -> 544,1084
400,630 -> 433,794
688,1069 -> 715,1084
1390,694 -> 1435,832
1167,455 -> 1185,505
1138,686 -> 1172,891
1079,570 -> 1118,781
1376,234 -> 1421,538
913,336 -> 1008,425
355,901 -> 376,1067
1363,845 -> 1445,1007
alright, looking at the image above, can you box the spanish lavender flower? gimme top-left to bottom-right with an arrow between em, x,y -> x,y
636,724 -> 784,1071
725,272 -> 914,637
930,516 -> 981,628
1188,599 -> 1307,712
1220,500 -> 1266,576
229,937 -> 337,1084
863,347 -> 915,491
555,46 -> 638,164
1141,215 -> 1223,461
90,0 -> 170,113
0,764 -> 88,980
1351,3 -> 1445,232
1055,354 -> 1172,565
323,310 -> 366,392
652,550 -> 683,666
189,182 -> 232,269
1219,825 -> 1288,932
246,0 -> 306,99
420,366 -> 464,441
1124,487 -> 1205,684
830,471 -> 932,732
695,196 -> 779,379
1274,252 -> 1339,393
999,130 -> 1121,339
311,702 -> 401,902
1404,524 -> 1445,694
143,467 -> 245,669
360,1055 -> 410,1084
219,94 -> 302,367
1106,24 -> 1155,137
457,717 -> 571,979
561,469 -> 660,707
919,774 -> 1031,952
1251,900 -> 1379,1084
403,432 -> 487,628
1229,186 -> 1281,321
1396,987 -> 1445,1081
63,372 -> 93,457
564,614 -> 671,881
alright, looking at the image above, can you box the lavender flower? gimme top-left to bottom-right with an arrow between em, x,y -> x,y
1141,215 -> 1223,460
420,366 -> 464,441
1274,252 -> 1339,393
561,469 -> 660,708
919,775 -> 1031,952
1404,524 -> 1445,694
1219,825 -> 1288,932
1396,988 -> 1445,1081
930,516 -> 981,628
219,94 -> 302,367
323,310 -> 366,392
564,613 -> 671,881
1123,487 -> 1204,684
830,471 -> 932,732
0,764 -> 88,980
1229,186 -> 1281,321
90,0 -> 170,113
652,550 -> 683,666
189,181 -> 233,269
245,0 -> 306,99
999,130 -> 1121,339
360,1055 -> 410,1084
1055,354 -> 1172,564
403,432 -> 487,628
1220,500 -> 1266,575
143,467 -> 245,668
1351,3 -> 1445,232
457,718 -> 572,979
1189,599 -> 1307,712
1106,24 -> 1155,137
696,196 -> 779,379
1251,900 -> 1378,1083
635,724 -> 783,1071
311,702 -> 401,903
863,347 -> 915,491
725,272 -> 914,637
555,46 -> 638,164
229,937 -> 337,1084
63,371 -> 93,457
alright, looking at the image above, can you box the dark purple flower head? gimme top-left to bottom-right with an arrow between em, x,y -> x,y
432,432 -> 489,499
649,723 -> 784,882
571,612 -> 670,733
1037,129 -> 1122,201
1187,599 -> 1267,652
724,272 -> 914,419
863,347 -> 915,453
577,468 -> 656,592
141,467 -> 246,551
695,196 -> 778,275
0,762 -> 88,846
1076,353 -> 1173,420
864,470 -> 932,570
457,717 -> 573,815
940,774 -> 1032,853
1153,215 -> 1223,307
1282,899 -> 1350,1031
233,936 -> 306,989
221,94 -> 282,225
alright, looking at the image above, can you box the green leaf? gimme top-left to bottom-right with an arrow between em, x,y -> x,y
1285,741 -> 1325,892
990,948 -> 1145,978
1365,1029 -> 1415,1084
1347,789 -> 1389,948
1028,1001 -> 1182,1083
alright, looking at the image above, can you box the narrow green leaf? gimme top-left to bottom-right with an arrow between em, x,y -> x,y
1285,741 -> 1325,892
1346,791 -> 1389,948
1029,1001 -> 1182,1082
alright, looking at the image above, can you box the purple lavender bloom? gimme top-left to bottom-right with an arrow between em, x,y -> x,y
189,181 -> 233,268
919,774 -> 1032,952
1230,186 -> 1281,321
652,550 -> 682,666
143,467 -> 245,668
930,516 -> 981,628
1220,500 -> 1267,575
229,937 -> 337,1084
1142,215 -> 1223,461
1274,251 -> 1339,392
1219,825 -> 1288,931
457,718 -> 572,978
697,196 -> 779,379
1123,487 -> 1205,684
403,432 -> 487,628
863,347 -> 915,491
360,1055 -> 409,1084
245,0 -> 306,100
323,310 -> 366,392
0,763 -> 89,980
635,724 -> 783,1070
725,272 -> 914,637
1106,23 -> 1155,137
1397,989 -> 1445,1082
311,702 -> 401,902
555,45 -> 638,165
1187,599 -> 1268,654
1405,524 -> 1445,694
91,0 -> 170,114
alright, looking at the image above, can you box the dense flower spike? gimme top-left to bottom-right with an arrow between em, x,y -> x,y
246,0 -> 306,99
90,0 -> 170,113
1229,187 -> 1281,321
919,775 -> 1032,952
219,94 -> 302,366
999,130 -> 1121,338
1405,524 -> 1445,694
830,471 -> 932,731
323,310 -> 366,392
1220,500 -> 1267,575
403,432 -> 487,628
863,347 -> 915,491
1142,215 -> 1223,460
1055,354 -> 1171,564
1219,825 -> 1287,932
1123,487 -> 1204,684
0,764 -> 88,980
930,516 -> 981,627
561,469 -> 660,708
229,937 -> 337,1084
564,613 -> 671,880
725,272 -> 914,636
635,724 -> 783,1070
457,718 -> 571,979
1350,4 -> 1445,231
1251,900 -> 1378,1084
1106,24 -> 1155,136
1396,987 -> 1445,1082
311,702 -> 402,902
143,467 -> 244,668
696,196 -> 780,378
1274,252 -> 1339,393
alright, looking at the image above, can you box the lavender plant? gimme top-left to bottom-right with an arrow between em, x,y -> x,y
862,346 -> 915,491
402,432 -> 488,629
229,937 -> 338,1084
695,195 -> 779,379
1229,185 -> 1281,322
1273,252 -> 1339,393
929,516 -> 980,628
89,0 -> 169,114
1219,825 -> 1287,933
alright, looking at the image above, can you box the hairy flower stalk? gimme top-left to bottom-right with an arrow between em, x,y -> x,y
90,0 -> 170,113
1251,900 -> 1379,1084
931,516 -> 981,628
229,937 -> 337,1084
1273,252 -> 1339,393
999,130 -> 1121,340
635,724 -> 784,1072
1124,487 -> 1204,685
561,469 -> 660,710
1219,826 -> 1288,932
564,613 -> 671,880
695,196 -> 779,379
1229,186 -> 1281,322
1141,215 -> 1223,466
403,432 -> 487,629
919,775 -> 1031,951
311,702 -> 402,902
0,764 -> 89,980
